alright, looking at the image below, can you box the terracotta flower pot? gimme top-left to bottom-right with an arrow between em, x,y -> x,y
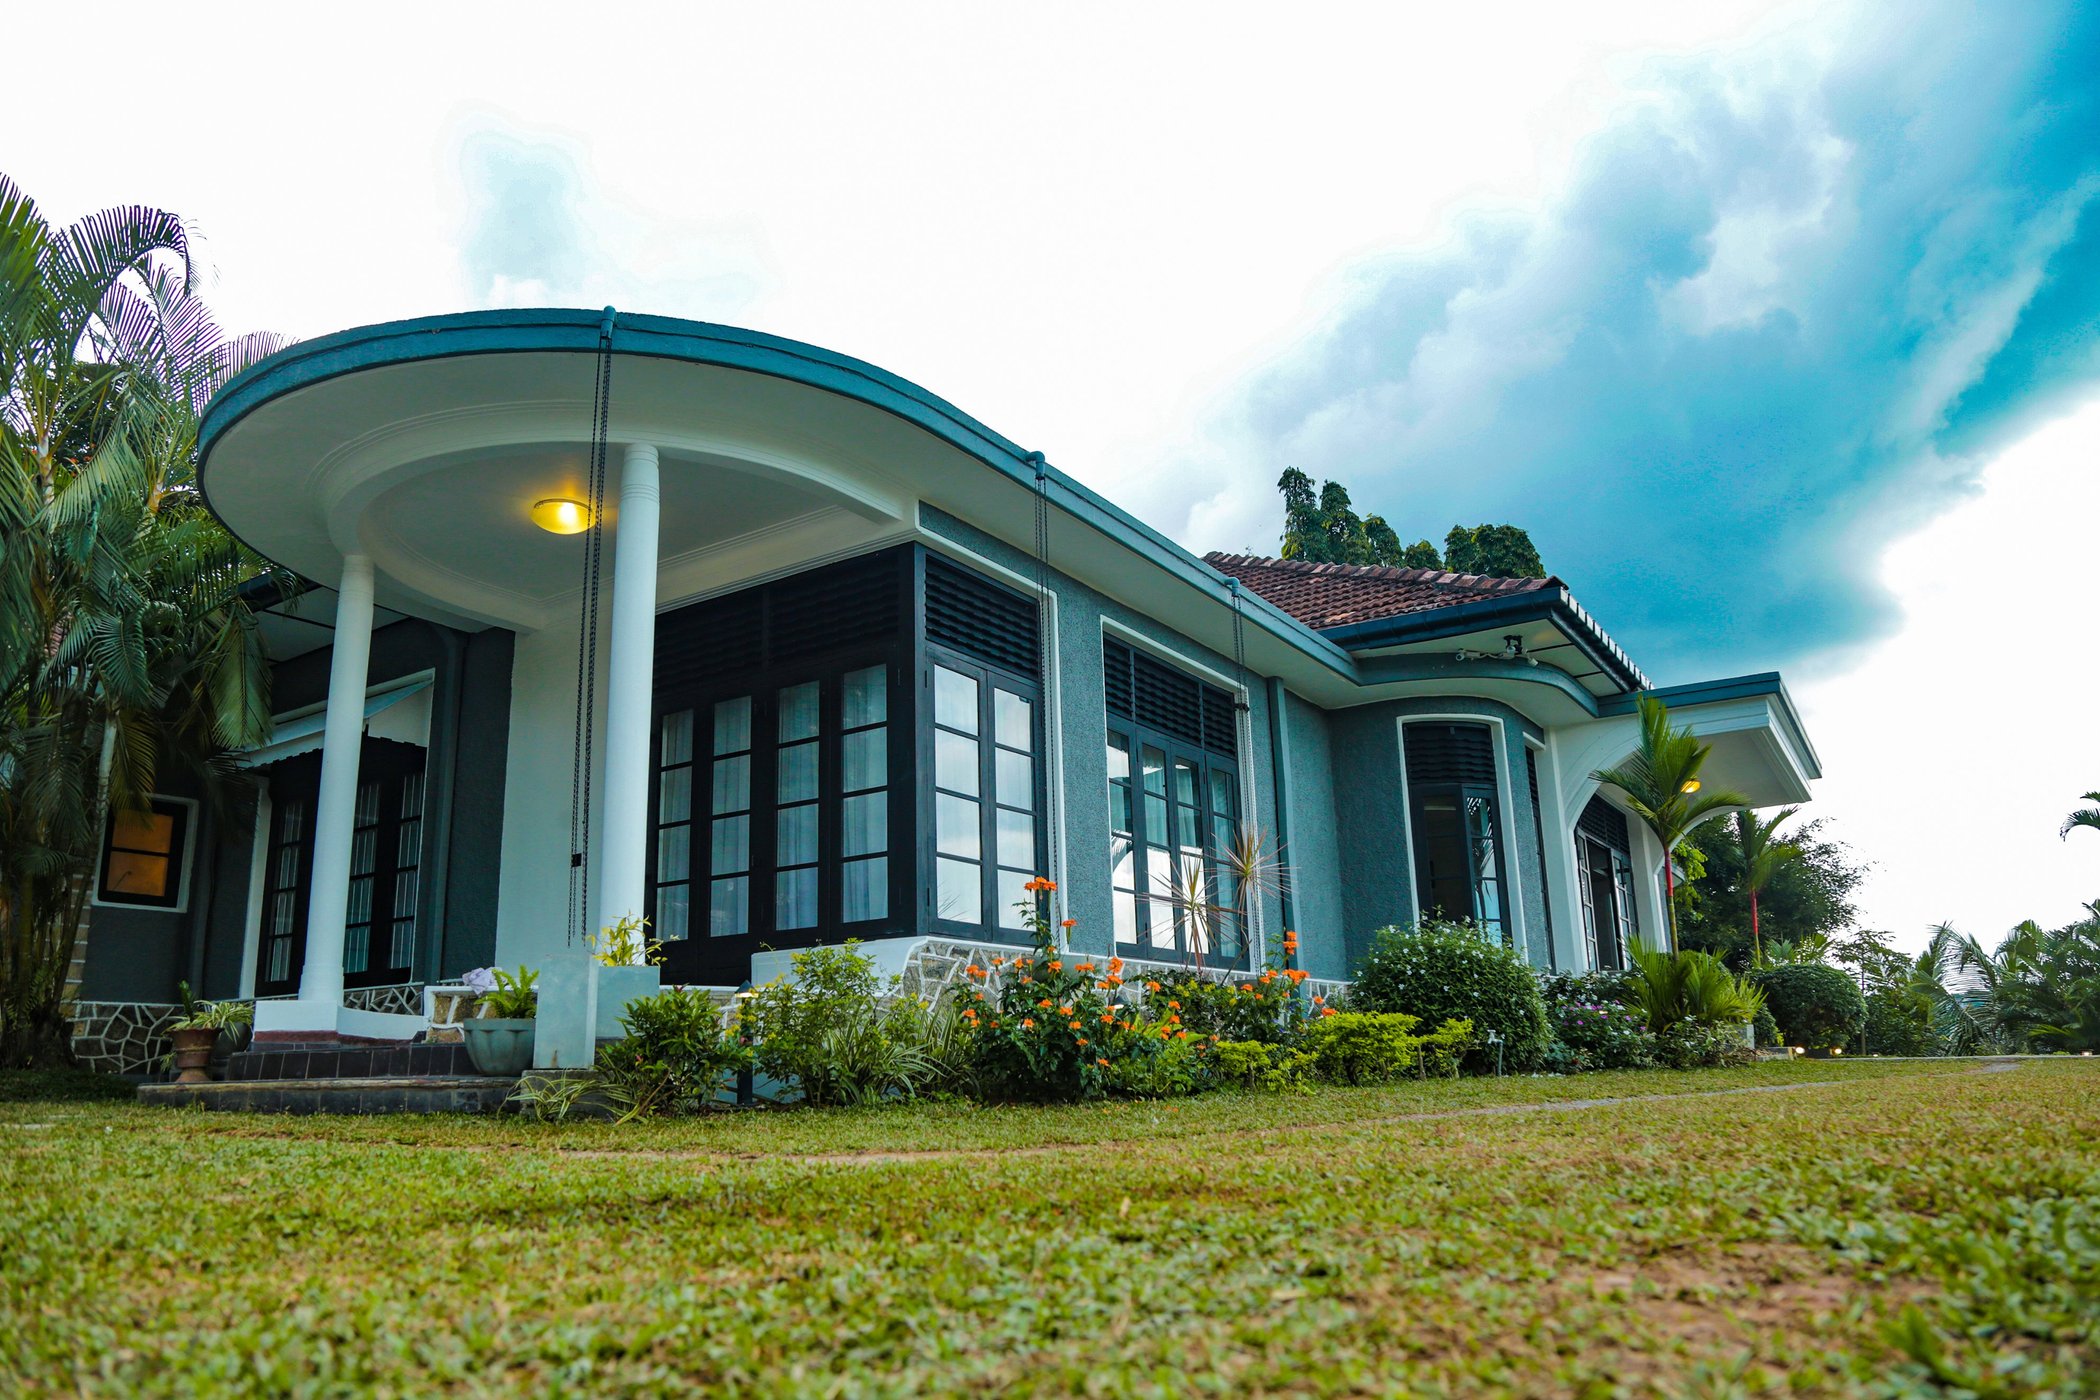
170,1027 -> 218,1084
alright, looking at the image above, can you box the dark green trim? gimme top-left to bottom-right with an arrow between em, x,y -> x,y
1597,671 -> 1820,778
1319,590 -> 1648,694
197,308 -> 1358,681
1354,652 -> 1607,715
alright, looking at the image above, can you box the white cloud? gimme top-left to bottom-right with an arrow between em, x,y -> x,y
1795,396 -> 2100,947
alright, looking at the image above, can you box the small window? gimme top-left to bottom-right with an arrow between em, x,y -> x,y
96,798 -> 192,910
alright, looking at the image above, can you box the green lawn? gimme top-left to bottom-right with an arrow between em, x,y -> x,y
3,1060 -> 2094,1396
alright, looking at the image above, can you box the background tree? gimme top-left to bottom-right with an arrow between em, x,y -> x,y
2062,790 -> 2100,840
1443,523 -> 1545,578
1677,815 -> 1865,968
1591,695 -> 1747,947
1,173 -> 279,1067
1399,539 -> 1443,568
1732,805 -> 1800,965
1943,908 -> 2100,1054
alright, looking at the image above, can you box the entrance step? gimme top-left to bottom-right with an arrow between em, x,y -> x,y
138,1075 -> 515,1115
226,1041 -> 473,1081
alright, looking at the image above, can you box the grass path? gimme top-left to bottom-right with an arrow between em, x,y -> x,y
4,1059 -> 2094,1396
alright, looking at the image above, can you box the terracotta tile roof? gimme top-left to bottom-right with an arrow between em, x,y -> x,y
1202,552 -> 1560,632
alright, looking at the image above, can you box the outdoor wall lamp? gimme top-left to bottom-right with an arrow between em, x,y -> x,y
530,497 -> 592,535
1454,635 -> 1539,666
1681,779 -> 1702,794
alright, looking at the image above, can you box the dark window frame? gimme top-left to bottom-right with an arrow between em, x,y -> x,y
922,646 -> 1046,943
1402,722 -> 1512,945
1102,638 -> 1248,971
95,795 -> 193,912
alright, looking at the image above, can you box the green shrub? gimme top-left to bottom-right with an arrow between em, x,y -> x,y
741,943 -> 940,1106
1753,1004 -> 1781,1049
958,937 -> 1195,1102
479,966 -> 539,1019
1623,945 -> 1762,1031
1863,989 -> 1940,1057
1654,1020 -> 1757,1069
1545,998 -> 1656,1072
1300,1012 -> 1472,1084
596,987 -> 751,1117
1147,969 -> 1305,1044
1752,963 -> 1867,1050
1210,1040 -> 1316,1092
1349,919 -> 1550,1070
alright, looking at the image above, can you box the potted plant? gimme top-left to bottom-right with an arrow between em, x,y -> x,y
166,984 -> 255,1084
462,966 -> 539,1075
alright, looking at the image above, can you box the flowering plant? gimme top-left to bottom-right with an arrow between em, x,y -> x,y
960,879 -> 1205,1100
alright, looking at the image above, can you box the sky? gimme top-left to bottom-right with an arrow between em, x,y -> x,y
8,0 -> 2097,946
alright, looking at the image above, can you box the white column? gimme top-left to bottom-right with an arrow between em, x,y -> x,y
299,552 -> 376,1006
594,442 -> 661,954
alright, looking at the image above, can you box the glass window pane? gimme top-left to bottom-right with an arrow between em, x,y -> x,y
661,710 -> 694,766
1143,890 -> 1176,949
936,856 -> 982,924
714,696 -> 752,755
400,773 -> 425,821
1141,747 -> 1167,796
657,826 -> 690,883
844,666 -> 887,728
777,742 -> 819,804
709,876 -> 748,937
997,807 -> 1034,869
843,728 -> 886,792
936,793 -> 981,859
778,682 -> 820,743
397,816 -> 422,868
1208,767 -> 1235,818
711,815 -> 749,874
843,857 -> 888,922
712,754 -> 750,814
777,804 -> 818,867
996,750 -> 1033,810
994,690 -> 1032,751
1107,736 -> 1130,782
1110,780 -> 1131,835
935,730 -> 979,796
777,867 -> 818,930
1111,835 -> 1136,893
103,852 -> 170,898
934,666 -> 978,734
1112,888 -> 1137,943
110,810 -> 175,854
1173,762 -> 1200,846
658,765 -> 692,823
656,883 -> 690,941
843,792 -> 886,858
996,868 -> 1030,930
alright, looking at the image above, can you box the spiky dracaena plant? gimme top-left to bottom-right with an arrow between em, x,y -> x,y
1156,824 -> 1289,973
0,173 -> 282,1067
1591,695 -> 1748,949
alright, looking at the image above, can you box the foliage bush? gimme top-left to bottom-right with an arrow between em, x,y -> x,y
1752,963 -> 1867,1050
1301,1012 -> 1473,1085
1653,1020 -> 1757,1069
1545,998 -> 1656,1072
1348,920 -> 1550,1070
1863,989 -> 1940,1057
1623,945 -> 1763,1031
1147,967 -> 1309,1044
741,943 -> 942,1106
595,987 -> 750,1117
1753,1004 -> 1781,1049
955,881 -> 1203,1101
1209,1040 -> 1317,1092
479,966 -> 540,1019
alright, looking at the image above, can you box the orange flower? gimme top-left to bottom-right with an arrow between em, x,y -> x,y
1023,877 -> 1060,893
1320,1006 -> 1338,1018
1259,969 -> 1274,983
1312,995 -> 1326,1006
1283,930 -> 1299,952
1108,957 -> 1124,974
1059,1005 -> 1073,1016
1069,1022 -> 1083,1031
1038,998 -> 1053,1009
1060,918 -> 1076,929
1023,1017 -> 1036,1029
1175,1029 -> 1189,1039
1099,1013 -> 1114,1024
1286,968 -> 1309,985
1096,1057 -> 1109,1068
1167,1000 -> 1181,1011
1077,1036 -> 1089,1046
1048,960 -> 1063,972
1076,962 -> 1094,974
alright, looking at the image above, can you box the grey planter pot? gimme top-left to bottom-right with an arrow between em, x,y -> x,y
461,1018 -> 537,1076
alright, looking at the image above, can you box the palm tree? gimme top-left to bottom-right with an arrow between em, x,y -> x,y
1733,806 -> 1800,966
1940,912 -> 2100,1054
1592,694 -> 1748,949
2062,792 -> 2100,840
1,173 -> 279,1067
